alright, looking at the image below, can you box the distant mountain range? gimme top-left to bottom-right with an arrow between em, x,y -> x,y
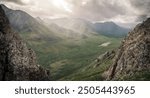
45,18 -> 130,37
1,4 -> 130,38
44,18 -> 96,35
1,4 -> 62,42
2,4 -> 96,41
2,4 -> 148,81
93,22 -> 129,37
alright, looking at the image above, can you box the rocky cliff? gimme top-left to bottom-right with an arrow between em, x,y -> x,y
107,18 -> 150,80
0,5 -> 50,81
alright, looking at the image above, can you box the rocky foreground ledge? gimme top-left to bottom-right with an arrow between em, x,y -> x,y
107,18 -> 150,80
0,5 -> 50,81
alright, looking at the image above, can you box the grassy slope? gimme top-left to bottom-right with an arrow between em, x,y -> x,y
20,33 -> 122,81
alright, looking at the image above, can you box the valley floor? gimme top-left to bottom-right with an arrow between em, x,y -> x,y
20,34 -> 122,81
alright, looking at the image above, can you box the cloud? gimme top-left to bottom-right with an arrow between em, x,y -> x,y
129,0 -> 150,22
1,0 -> 24,5
67,0 -> 150,22
1,0 -> 150,24
69,0 -> 128,21
130,0 -> 150,13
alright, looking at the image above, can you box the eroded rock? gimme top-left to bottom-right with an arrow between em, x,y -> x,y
0,5 -> 50,81
107,18 -> 150,80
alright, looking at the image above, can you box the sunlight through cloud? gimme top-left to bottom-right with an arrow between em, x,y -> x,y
51,0 -> 72,13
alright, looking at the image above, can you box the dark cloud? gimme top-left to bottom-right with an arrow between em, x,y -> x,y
1,0 -> 24,5
130,0 -> 150,22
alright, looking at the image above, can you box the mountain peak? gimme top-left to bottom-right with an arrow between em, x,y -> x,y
94,21 -> 129,37
107,18 -> 150,80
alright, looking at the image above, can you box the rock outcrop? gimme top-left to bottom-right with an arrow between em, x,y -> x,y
93,51 -> 116,68
107,18 -> 150,80
0,5 -> 50,81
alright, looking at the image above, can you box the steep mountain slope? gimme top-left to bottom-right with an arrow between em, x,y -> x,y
93,22 -> 129,37
1,4 -> 47,33
1,4 -> 91,40
1,4 -> 128,39
106,18 -> 150,80
1,4 -> 61,42
0,5 -> 50,81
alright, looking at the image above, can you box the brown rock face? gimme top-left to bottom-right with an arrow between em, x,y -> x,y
107,18 -> 150,80
0,5 -> 50,81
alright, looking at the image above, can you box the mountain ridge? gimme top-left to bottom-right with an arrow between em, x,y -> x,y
0,5 -> 50,81
106,18 -> 150,80
93,21 -> 129,37
1,4 -> 129,38
45,17 -> 129,38
1,4 -> 93,40
1,4 -> 139,81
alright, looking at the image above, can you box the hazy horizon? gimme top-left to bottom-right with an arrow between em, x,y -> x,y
1,0 -> 150,28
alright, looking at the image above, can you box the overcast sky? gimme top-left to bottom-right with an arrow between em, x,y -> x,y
0,0 -> 150,26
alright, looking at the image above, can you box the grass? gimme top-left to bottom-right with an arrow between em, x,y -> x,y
119,70 -> 150,81
19,33 -> 122,81
62,59 -> 113,81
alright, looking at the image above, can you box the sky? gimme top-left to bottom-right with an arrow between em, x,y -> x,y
0,0 -> 150,28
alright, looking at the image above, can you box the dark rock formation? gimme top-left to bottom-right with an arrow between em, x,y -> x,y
0,5 -> 50,81
107,18 -> 150,80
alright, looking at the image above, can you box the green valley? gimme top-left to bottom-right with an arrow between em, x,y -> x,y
20,33 -> 122,80
1,4 -> 126,81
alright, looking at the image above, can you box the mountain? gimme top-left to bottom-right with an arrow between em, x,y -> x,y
46,18 -> 129,38
106,18 -> 150,80
1,4 -> 129,39
80,18 -> 150,81
1,4 -> 91,40
44,18 -> 97,36
47,23 -> 88,39
1,4 -> 44,33
1,4 -> 128,39
0,4 -> 130,81
93,22 -> 130,37
0,5 -> 50,80
1,4 -> 61,42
